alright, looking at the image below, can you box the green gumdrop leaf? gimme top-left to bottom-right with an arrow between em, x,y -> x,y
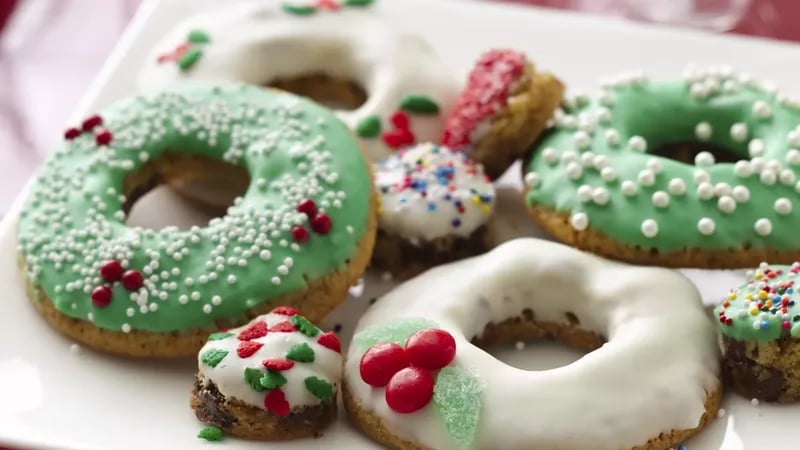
187,29 -> 210,43
355,115 -> 381,138
178,48 -> 203,71
345,0 -> 375,6
433,367 -> 483,450
207,332 -> 233,342
398,94 -> 440,114
282,3 -> 317,15
201,349 -> 228,368
286,342 -> 315,363
354,317 -> 439,351
292,315 -> 320,337
244,367 -> 267,392
305,376 -> 334,401
197,425 -> 224,442
261,371 -> 288,390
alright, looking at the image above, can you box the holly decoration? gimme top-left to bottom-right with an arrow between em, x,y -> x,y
197,425 -> 224,442
291,199 -> 334,243
353,94 -> 441,150
282,0 -> 375,16
89,261 -> 143,308
156,29 -> 211,72
63,113 -> 110,145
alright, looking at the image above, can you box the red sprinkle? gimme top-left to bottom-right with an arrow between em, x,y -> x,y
390,110 -> 411,130
238,321 -> 268,341
316,331 -> 341,354
264,388 -> 291,417
100,260 -> 123,283
81,115 -> 103,132
237,341 -> 263,358
121,270 -> 143,291
296,199 -> 317,217
783,321 -> 791,329
64,127 -> 81,140
271,306 -> 301,316
95,130 -> 113,146
359,342 -> 409,387
292,225 -> 310,243
90,286 -> 112,307
382,128 -> 415,149
263,358 -> 295,371
404,328 -> 456,370
269,321 -> 297,333
311,213 -> 332,235
442,49 -> 526,149
385,366 -> 435,414
316,0 -> 340,10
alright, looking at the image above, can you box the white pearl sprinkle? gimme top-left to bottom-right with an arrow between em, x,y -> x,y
693,169 -> 710,184
577,185 -> 593,202
203,304 -> 212,314
628,136 -> 647,152
754,218 -> 772,236
641,219 -> 658,238
713,182 -> 732,197
786,149 -> 800,166
695,122 -> 712,141
697,218 -> 716,235
121,323 -> 131,333
694,151 -> 715,166
565,162 -> 583,180
645,158 -> 662,174
600,167 -> 616,182
227,274 -> 237,284
651,191 -> 670,208
573,131 -> 591,149
731,123 -> 748,142
211,295 -> 222,305
272,276 -> 281,285
748,139 -> 765,157
667,178 -> 686,195
760,170 -> 777,185
581,152 -> 596,167
717,196 -> 736,214
524,172 -> 541,188
542,147 -> 558,164
621,180 -> 637,196
780,169 -> 796,185
697,182 -> 714,200
592,187 -> 610,205
259,250 -> 272,261
775,198 -> 792,215
732,185 -> 750,203
561,151 -> 579,165
570,212 -> 589,231
604,129 -> 620,146
752,100 -> 772,119
637,169 -> 655,187
734,160 -> 753,178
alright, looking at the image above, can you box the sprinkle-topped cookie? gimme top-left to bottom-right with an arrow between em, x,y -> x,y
374,143 -> 494,242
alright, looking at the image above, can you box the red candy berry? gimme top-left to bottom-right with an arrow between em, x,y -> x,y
90,286 -> 112,307
316,331 -> 341,354
238,321 -> 268,341
271,306 -> 301,316
81,115 -> 103,132
390,110 -> 411,130
385,367 -> 435,413
100,260 -> 123,283
263,358 -> 295,371
64,127 -> 81,140
296,199 -> 317,217
269,321 -> 297,333
359,342 -> 409,387
121,270 -> 143,291
405,329 -> 456,370
382,129 -> 415,149
311,213 -> 332,235
291,225 -> 310,243
237,340 -> 263,358
264,388 -> 291,416
94,130 -> 113,146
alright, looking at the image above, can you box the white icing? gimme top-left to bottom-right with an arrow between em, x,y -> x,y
138,1 -> 460,162
374,143 -> 494,241
344,239 -> 719,450
198,312 -> 341,410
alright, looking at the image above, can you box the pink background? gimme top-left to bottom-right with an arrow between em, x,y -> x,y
0,0 -> 798,218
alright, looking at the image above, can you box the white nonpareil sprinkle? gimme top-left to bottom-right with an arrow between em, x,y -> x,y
774,198 -> 792,215
694,151 -> 715,166
752,100 -> 772,119
754,218 -> 772,236
748,139 -> 765,157
641,219 -> 658,238
759,170 -> 777,185
621,180 -> 637,196
697,182 -> 714,200
565,162 -> 583,180
645,158 -> 662,174
600,167 -> 616,182
695,122 -> 712,141
628,135 -> 647,152
637,169 -> 655,187
667,178 -> 686,195
577,185 -> 593,202
592,188 -> 610,206
734,160 -> 753,178
697,218 -> 715,235
542,147 -> 558,164
731,123 -> 748,142
570,212 -> 589,231
524,172 -> 541,188
573,131 -> 591,149
604,129 -> 620,146
651,191 -> 670,208
732,185 -> 750,203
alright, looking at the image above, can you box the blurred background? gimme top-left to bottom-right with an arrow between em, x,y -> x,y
0,0 -> 796,216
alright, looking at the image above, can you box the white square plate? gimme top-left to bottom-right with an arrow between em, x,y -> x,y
3,0 -> 800,448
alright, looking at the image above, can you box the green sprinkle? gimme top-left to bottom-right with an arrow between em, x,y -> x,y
197,426 -> 224,442
201,349 -> 228,368
355,115 -> 382,138
282,3 -> 317,15
187,29 -> 210,43
244,367 -> 267,392
292,315 -> 320,337
207,332 -> 233,341
286,342 -> 315,363
178,48 -> 203,71
261,370 -> 288,389
344,0 -> 375,6
399,94 -> 440,114
304,376 -> 334,401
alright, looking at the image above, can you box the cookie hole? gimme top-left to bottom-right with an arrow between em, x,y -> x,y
649,141 -> 741,165
267,73 -> 367,111
565,312 -> 580,326
124,153 -> 250,230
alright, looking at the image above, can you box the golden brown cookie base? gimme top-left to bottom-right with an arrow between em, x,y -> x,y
191,375 -> 335,440
370,223 -> 493,280
344,312 -> 722,450
268,73 -> 367,110
525,204 -> 800,269
721,334 -> 800,402
21,152 -> 378,358
471,63 -> 564,180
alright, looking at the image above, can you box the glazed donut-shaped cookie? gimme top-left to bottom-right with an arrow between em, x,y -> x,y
17,85 -> 376,357
138,0 -> 459,162
525,67 -> 800,268
343,238 -> 720,450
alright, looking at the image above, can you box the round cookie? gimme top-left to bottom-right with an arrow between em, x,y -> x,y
524,66 -> 800,268
17,84 -> 376,357
138,0 -> 460,162
343,238 -> 721,450
192,306 -> 342,440
371,143 -> 495,278
442,49 -> 564,179
715,262 -> 800,402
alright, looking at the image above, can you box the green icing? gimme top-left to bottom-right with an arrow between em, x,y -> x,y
286,342 -> 315,362
197,425 -> 224,442
186,29 -> 210,44
715,263 -> 800,342
526,74 -> 800,252
207,332 -> 233,341
178,48 -> 203,71
291,314 -> 320,337
355,115 -> 381,138
260,371 -> 288,390
399,94 -> 440,114
282,3 -> 317,15
201,349 -> 228,368
17,85 -> 371,333
344,0 -> 375,6
304,376 -> 334,401
434,367 -> 483,450
353,317 -> 439,352
244,367 -> 268,392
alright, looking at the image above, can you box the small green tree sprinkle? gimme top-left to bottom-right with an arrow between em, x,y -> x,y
286,342 -> 315,363
355,115 -> 381,138
201,349 -> 228,368
304,376 -> 333,401
207,332 -> 233,341
398,94 -> 440,114
261,371 -> 288,390
187,29 -> 210,43
244,367 -> 267,392
282,3 -> 317,15
291,315 -> 320,337
345,0 -> 375,6
178,48 -> 203,71
197,426 -> 224,442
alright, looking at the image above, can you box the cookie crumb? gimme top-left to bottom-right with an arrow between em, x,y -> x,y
716,408 -> 726,418
197,425 -> 224,442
